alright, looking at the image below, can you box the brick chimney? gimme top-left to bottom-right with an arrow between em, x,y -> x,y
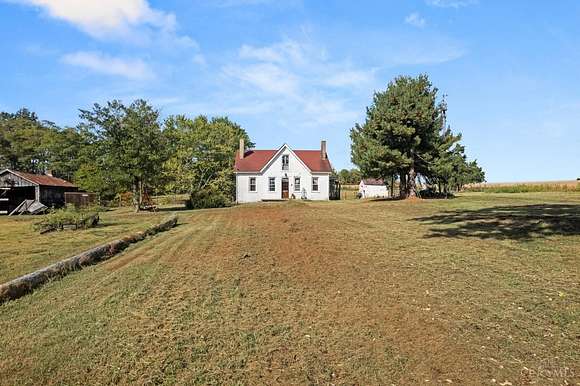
320,140 -> 327,160
239,138 -> 245,159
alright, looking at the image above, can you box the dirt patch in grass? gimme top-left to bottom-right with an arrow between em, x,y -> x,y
0,193 -> 578,385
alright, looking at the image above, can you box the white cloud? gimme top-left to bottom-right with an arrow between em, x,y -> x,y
214,38 -> 371,133
61,51 -> 155,80
12,0 -> 200,50
223,62 -> 299,95
301,96 -> 360,126
239,44 -> 285,63
239,40 -> 307,65
426,0 -> 477,8
405,13 -> 426,28
225,39 -> 375,96
15,0 -> 175,38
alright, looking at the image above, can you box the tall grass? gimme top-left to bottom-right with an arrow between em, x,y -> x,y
465,182 -> 580,193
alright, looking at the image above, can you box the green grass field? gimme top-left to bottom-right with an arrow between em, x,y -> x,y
0,206 -> 191,284
0,192 -> 578,385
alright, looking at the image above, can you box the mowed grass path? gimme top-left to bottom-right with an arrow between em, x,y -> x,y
0,207 -> 190,283
0,193 -> 579,385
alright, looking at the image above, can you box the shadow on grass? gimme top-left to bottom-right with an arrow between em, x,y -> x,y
363,197 -> 406,202
414,204 -> 580,240
154,205 -> 189,212
364,195 -> 456,203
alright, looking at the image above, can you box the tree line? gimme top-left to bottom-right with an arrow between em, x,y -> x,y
351,74 -> 484,198
336,168 -> 362,185
1,74 -> 483,208
0,100 -> 252,211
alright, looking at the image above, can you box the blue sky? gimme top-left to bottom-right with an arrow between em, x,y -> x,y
1,0 -> 579,182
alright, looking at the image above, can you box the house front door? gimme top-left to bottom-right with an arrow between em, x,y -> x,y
281,178 -> 289,199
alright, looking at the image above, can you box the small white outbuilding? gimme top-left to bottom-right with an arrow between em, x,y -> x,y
359,178 -> 389,198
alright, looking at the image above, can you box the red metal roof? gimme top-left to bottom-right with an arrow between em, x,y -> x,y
8,170 -> 77,187
293,150 -> 332,173
235,150 -> 277,172
235,148 -> 332,173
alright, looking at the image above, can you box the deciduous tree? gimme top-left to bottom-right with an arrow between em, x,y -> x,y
163,115 -> 253,208
79,99 -> 166,211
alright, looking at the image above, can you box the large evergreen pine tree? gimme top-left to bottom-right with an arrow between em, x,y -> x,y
351,74 -> 484,197
351,74 -> 444,198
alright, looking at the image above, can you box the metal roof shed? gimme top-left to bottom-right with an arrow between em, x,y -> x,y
0,169 -> 78,215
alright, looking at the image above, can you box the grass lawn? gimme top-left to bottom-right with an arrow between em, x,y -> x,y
0,192 -> 578,385
0,206 -> 189,283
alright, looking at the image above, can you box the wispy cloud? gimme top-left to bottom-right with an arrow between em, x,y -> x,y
223,62 -> 299,95
239,44 -> 286,63
192,53 -> 207,67
239,40 -> 307,65
426,0 -> 477,8
212,38 -> 372,132
61,51 -> 155,81
224,38 -> 375,95
405,13 -> 426,28
390,43 -> 464,65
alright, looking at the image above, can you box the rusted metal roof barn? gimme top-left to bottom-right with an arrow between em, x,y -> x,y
0,169 -> 78,215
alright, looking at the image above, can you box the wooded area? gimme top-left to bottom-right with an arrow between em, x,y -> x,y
0,101 -> 252,211
0,75 -> 485,208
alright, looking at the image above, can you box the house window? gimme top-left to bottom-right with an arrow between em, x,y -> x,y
269,177 -> 276,192
294,177 -> 301,191
249,177 -> 256,192
282,154 -> 289,170
312,177 -> 319,192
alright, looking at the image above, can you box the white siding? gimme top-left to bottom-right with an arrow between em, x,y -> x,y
235,146 -> 330,203
236,174 -> 262,203
359,182 -> 389,198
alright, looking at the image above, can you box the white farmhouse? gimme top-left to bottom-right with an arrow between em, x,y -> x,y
359,178 -> 389,198
235,139 -> 335,203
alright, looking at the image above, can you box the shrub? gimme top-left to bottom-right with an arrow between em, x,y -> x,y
186,189 -> 232,209
34,207 -> 100,234
112,192 -> 133,207
154,194 -> 189,206
418,188 -> 454,199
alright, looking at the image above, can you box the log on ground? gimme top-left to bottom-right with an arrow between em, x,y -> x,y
0,215 -> 178,304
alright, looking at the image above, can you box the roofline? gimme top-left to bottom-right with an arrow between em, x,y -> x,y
258,143 -> 312,173
0,168 -> 77,187
234,171 -> 332,175
0,168 -> 39,186
234,171 -> 264,175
